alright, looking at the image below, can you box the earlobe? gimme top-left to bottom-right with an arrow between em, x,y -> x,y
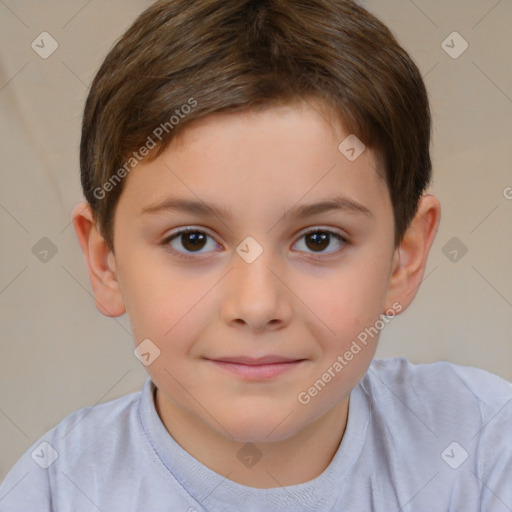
71,202 -> 126,317
384,194 -> 441,313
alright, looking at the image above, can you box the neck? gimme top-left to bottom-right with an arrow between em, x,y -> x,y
155,390 -> 349,488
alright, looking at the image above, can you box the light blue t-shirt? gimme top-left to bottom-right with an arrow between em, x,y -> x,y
1,358 -> 512,511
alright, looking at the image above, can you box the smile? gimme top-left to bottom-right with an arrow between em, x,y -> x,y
205,356 -> 306,380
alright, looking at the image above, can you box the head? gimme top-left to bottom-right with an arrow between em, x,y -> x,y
73,0 -> 440,443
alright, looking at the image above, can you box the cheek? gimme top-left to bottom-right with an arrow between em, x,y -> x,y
120,254 -> 217,355
116,252 -> 182,340
303,260 -> 390,347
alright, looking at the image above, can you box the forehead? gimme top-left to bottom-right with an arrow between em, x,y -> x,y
117,100 -> 389,223
167,98 -> 360,159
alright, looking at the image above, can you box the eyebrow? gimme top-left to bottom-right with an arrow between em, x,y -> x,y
140,195 -> 373,220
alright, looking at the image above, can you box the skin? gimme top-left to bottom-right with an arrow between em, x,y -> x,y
72,99 -> 441,488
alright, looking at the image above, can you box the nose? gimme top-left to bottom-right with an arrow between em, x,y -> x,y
221,249 -> 292,333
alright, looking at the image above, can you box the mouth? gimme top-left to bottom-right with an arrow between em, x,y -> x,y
204,355 -> 307,380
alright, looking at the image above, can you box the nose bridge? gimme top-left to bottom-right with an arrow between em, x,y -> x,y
222,241 -> 291,330
233,243 -> 279,301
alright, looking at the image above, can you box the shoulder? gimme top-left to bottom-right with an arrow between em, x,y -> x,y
18,381 -> 143,460
361,357 -> 512,455
364,356 -> 512,404
362,357 -> 512,417
358,358 -> 512,507
0,381 -> 146,510
35,383 -> 144,453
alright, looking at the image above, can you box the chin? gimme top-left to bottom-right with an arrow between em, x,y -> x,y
214,408 -> 305,444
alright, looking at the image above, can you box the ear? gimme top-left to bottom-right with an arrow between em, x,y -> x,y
71,202 -> 126,317
383,194 -> 441,313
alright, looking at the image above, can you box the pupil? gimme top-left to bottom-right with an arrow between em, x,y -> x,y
180,232 -> 331,253
307,232 -> 329,252
183,232 -> 206,251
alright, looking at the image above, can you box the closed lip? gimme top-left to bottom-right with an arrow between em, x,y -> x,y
205,356 -> 305,365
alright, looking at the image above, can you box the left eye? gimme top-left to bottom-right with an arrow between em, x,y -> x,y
293,229 -> 346,255
163,228 -> 346,257
165,228 -> 219,255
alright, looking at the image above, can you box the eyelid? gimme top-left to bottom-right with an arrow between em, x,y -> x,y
293,227 -> 348,258
162,226 -> 220,247
163,225 -> 348,244
297,225 -> 348,239
162,225 -> 348,260
162,227 -> 221,260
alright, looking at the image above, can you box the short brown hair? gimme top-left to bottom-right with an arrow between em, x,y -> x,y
80,0 -> 432,250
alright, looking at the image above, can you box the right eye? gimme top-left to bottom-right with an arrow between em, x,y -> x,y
162,227 -> 221,258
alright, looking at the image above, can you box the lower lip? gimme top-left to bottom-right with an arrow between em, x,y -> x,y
209,360 -> 304,380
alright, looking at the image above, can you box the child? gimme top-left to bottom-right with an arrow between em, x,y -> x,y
1,0 -> 511,510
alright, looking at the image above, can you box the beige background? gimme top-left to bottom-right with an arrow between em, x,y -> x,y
0,0 -> 511,481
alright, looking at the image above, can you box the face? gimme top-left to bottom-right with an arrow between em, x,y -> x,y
110,100 -> 398,443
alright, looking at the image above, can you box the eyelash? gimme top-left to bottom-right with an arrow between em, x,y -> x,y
162,227 -> 348,261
